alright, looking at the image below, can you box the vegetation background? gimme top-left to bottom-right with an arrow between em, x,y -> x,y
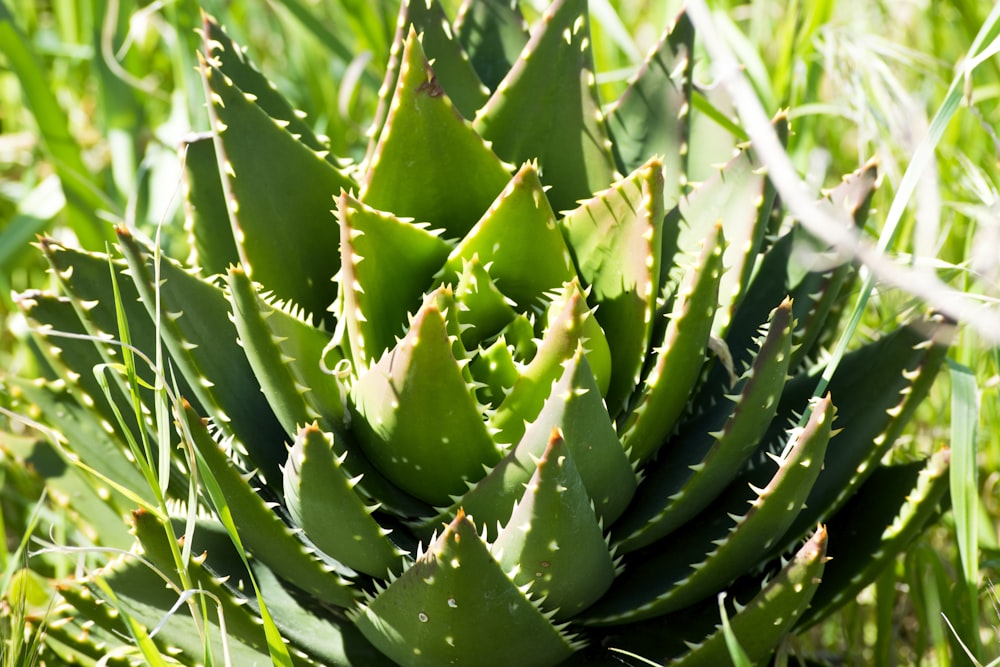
0,0 -> 998,663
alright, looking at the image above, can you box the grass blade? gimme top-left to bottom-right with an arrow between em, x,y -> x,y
0,0 -> 117,246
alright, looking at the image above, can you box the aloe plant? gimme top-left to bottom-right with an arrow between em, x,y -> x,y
5,0 -> 954,665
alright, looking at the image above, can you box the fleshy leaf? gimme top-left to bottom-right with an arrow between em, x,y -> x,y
29,241 -> 193,460
472,0 -> 617,211
614,298 -> 794,552
396,0 -> 488,118
350,288 -> 501,505
772,314 -> 953,548
55,512 -> 281,665
452,257 -> 519,349
283,424 -> 408,578
664,527 -> 827,666
352,511 -> 580,667
493,430 -> 616,620
365,0 -> 490,158
201,44 -> 354,326
559,157 -> 665,414
179,400 -> 358,608
619,223 -> 724,463
227,266 -> 429,518
202,14 -> 330,155
606,8 -> 694,204
439,161 -> 576,311
117,228 -> 288,484
0,414 -> 135,548
587,394 -> 832,623
362,28 -> 512,239
454,0 -> 530,92
672,120 -> 785,335
8,376 -> 155,519
797,448 -> 950,628
489,280 -> 591,447
227,265 -> 346,434
416,346 -> 632,540
182,132 -> 238,275
338,191 -> 453,368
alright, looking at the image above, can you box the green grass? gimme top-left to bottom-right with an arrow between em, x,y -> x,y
2,0 -> 999,664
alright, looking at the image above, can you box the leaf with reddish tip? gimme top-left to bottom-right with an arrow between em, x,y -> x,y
362,28 -> 511,239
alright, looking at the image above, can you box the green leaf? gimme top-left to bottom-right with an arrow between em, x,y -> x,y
415,346 -> 632,541
352,511 -> 580,667
492,430 -> 616,620
767,161 -> 877,371
454,0 -> 530,92
0,420 -> 134,549
606,8 -> 694,205
350,288 -> 501,505
226,265 -> 346,435
201,46 -> 354,326
451,257 -> 520,350
662,527 -> 827,666
362,28 -> 512,239
283,424 -> 408,578
672,118 -> 785,335
183,516 -> 398,666
227,267 -> 428,518
587,394 -> 832,623
614,299 -> 794,553
37,239 -> 199,434
439,161 -> 576,312
202,14 -> 331,155
773,314 -> 953,548
9,377 -> 154,520
489,280 -> 592,447
948,360 -> 980,587
518,347 -> 635,526
473,0 -> 617,212
338,191 -> 453,369
619,223 -> 724,464
183,133 -> 239,276
179,401 -> 358,609
117,229 -> 288,484
560,157 -> 665,414
798,449 -> 951,628
56,511 -> 278,666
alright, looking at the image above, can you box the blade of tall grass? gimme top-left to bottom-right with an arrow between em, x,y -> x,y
950,358 -> 982,655
0,176 -> 63,270
0,0 -> 118,246
687,0 -> 1000,348
270,0 -> 381,90
0,490 -> 46,599
181,414 -> 294,667
718,593 -> 753,667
